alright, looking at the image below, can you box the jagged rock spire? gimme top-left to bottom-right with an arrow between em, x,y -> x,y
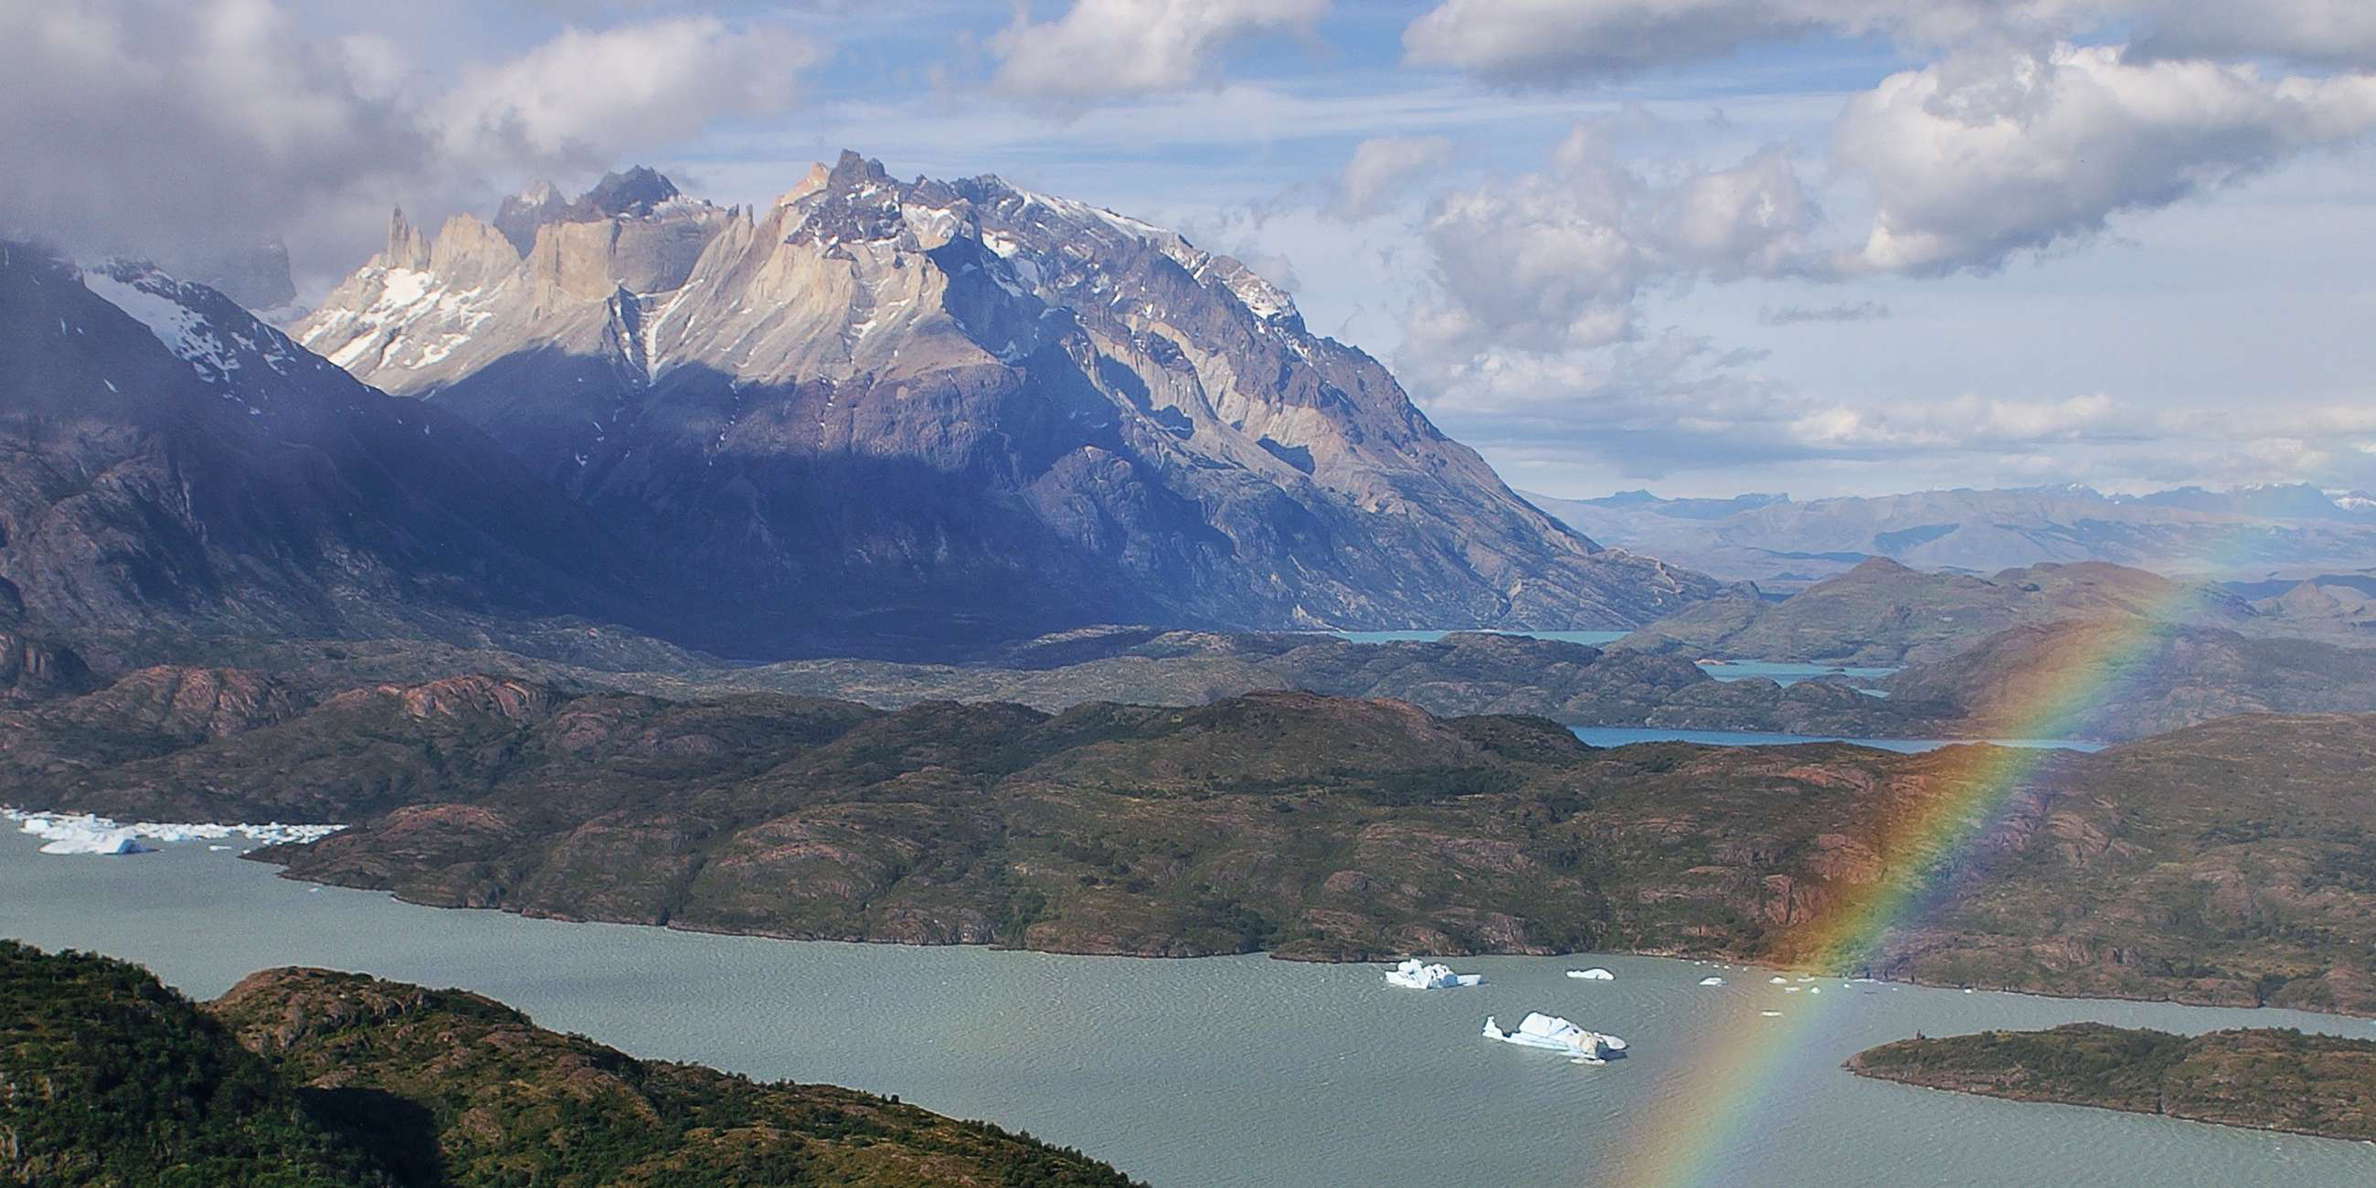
387,207 -> 431,270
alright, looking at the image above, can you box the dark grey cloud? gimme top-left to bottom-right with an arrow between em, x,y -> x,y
0,0 -> 813,292
1402,1 -> 2376,87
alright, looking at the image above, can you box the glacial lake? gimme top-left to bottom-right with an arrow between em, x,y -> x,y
1567,727 -> 2108,753
1330,628 -> 1631,646
5,832 -> 2367,1186
1326,630 -> 1897,687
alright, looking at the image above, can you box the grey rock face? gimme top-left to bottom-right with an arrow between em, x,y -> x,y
296,153 -> 1712,654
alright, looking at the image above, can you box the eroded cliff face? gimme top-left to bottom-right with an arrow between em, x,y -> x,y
297,154 -> 1711,653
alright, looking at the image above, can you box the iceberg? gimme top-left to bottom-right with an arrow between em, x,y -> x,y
1484,1013 -> 1627,1064
1698,976 -> 1725,986
1769,976 -> 1790,984
7,807 -> 342,856
34,824 -> 152,855
1385,959 -> 1483,990
1566,967 -> 1616,981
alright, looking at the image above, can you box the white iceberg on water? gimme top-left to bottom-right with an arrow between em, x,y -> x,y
1484,1013 -> 1628,1065
8,807 -> 342,856
1385,959 -> 1483,990
1566,967 -> 1616,981
34,824 -> 152,855
1698,976 -> 1726,986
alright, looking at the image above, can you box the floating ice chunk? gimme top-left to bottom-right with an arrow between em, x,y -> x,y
1698,976 -> 1726,986
35,825 -> 151,855
1385,959 -> 1483,990
1769,976 -> 1789,984
1484,1013 -> 1625,1063
1566,968 -> 1616,981
7,807 -> 341,856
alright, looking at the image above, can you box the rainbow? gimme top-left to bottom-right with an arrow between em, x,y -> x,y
1607,592 -> 2202,1188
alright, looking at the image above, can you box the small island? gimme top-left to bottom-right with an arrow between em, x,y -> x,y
1848,1023 -> 2376,1143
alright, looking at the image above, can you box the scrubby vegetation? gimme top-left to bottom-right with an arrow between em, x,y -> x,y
1850,1023 -> 2376,1142
0,942 -> 387,1187
0,942 -> 1137,1186
14,667 -> 2376,1013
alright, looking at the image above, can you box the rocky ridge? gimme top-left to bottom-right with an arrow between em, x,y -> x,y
0,941 -> 1136,1186
12,667 -> 2376,1013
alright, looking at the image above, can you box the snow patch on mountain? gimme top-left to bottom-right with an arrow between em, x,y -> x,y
82,268 -> 246,381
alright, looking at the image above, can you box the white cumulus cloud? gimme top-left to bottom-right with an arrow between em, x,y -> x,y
433,18 -> 816,167
1404,125 -> 1820,376
1836,44 -> 2376,274
991,0 -> 1327,102
1333,135 -> 1455,219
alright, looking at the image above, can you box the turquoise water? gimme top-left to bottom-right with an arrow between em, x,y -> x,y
1329,629 -> 1631,646
3,833 -> 2365,1186
1694,659 -> 1899,686
1568,727 -> 2107,753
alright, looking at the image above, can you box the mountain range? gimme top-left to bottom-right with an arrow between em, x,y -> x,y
286,157 -> 1704,654
1620,557 -> 2255,665
0,158 -> 1710,678
1528,485 -> 2376,590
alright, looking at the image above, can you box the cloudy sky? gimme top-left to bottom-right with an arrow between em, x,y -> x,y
7,0 -> 2376,499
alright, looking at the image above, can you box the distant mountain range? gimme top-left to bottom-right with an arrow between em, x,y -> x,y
1621,557 -> 2258,665
1527,485 -> 2376,589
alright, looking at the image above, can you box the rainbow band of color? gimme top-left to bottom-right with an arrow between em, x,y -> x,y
1613,608 -> 2179,1188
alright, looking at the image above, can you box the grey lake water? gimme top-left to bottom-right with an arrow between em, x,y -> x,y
4,831 -> 2368,1186
1567,727 -> 2108,753
1330,628 -> 1633,647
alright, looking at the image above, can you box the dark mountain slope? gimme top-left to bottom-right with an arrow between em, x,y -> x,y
0,245 -> 682,666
